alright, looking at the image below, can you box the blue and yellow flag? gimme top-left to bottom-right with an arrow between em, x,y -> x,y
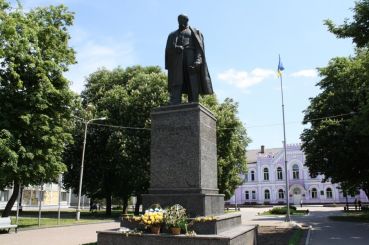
277,55 -> 285,77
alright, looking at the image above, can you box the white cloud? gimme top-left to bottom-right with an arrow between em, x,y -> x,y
290,69 -> 318,78
65,33 -> 136,93
218,68 -> 275,89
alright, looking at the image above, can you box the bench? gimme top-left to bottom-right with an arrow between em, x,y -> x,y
344,205 -> 362,211
0,217 -> 17,233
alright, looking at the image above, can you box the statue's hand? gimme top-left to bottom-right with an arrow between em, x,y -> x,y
189,62 -> 201,72
175,45 -> 184,53
194,61 -> 202,68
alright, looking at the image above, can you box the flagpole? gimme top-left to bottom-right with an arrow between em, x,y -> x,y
279,67 -> 291,222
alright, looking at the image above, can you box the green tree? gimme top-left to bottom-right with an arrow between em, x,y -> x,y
325,0 -> 369,48
201,96 -> 249,200
0,1 -> 76,216
302,0 -> 369,197
301,51 -> 369,197
63,66 -> 168,215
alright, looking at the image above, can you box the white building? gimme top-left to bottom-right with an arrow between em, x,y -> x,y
0,183 -> 89,210
228,144 -> 368,205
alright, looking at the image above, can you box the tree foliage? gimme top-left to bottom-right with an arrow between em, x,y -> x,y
302,0 -> 369,197
63,66 -> 168,214
325,0 -> 369,48
0,1 -> 76,216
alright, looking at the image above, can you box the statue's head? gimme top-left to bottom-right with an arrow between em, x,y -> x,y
178,14 -> 189,29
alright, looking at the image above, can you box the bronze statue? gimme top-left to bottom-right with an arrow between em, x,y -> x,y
165,14 -> 213,104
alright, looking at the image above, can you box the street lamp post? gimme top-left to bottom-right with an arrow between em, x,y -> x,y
76,117 -> 106,221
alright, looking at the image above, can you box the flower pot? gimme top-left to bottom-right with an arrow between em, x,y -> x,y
170,227 -> 181,235
150,226 -> 161,235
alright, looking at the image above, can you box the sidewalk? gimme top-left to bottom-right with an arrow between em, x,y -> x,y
0,221 -> 119,245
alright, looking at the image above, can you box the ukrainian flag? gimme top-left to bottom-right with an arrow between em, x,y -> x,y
277,55 -> 285,77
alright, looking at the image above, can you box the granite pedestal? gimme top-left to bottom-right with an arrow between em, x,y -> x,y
142,103 -> 224,216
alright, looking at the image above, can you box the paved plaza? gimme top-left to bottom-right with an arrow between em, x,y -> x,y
0,206 -> 368,244
0,222 -> 119,245
241,205 -> 369,244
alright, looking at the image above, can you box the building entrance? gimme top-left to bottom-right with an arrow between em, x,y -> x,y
292,187 -> 302,205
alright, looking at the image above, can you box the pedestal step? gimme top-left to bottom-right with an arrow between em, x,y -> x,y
97,225 -> 258,245
192,212 -> 242,234
142,192 -> 224,217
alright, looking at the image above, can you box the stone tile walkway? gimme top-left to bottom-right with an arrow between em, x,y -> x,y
0,221 -> 119,245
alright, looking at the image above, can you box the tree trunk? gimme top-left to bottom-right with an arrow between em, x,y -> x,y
19,186 -> 23,212
2,182 -> 20,217
134,194 -> 142,215
105,194 -> 112,216
122,197 -> 129,215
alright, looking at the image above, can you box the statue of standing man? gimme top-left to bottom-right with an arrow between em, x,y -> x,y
165,14 -> 213,105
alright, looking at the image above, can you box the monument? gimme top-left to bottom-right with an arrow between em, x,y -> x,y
97,14 -> 257,245
165,14 -> 213,105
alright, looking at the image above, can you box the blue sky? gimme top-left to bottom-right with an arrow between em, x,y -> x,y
15,0 -> 356,149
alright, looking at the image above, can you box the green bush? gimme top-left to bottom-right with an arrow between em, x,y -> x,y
269,206 -> 296,215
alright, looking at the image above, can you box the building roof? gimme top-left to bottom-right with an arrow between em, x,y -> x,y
246,147 -> 282,164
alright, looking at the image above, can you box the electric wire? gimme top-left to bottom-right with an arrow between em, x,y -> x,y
72,111 -> 357,131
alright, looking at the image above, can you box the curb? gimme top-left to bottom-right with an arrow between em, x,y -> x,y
305,225 -> 312,245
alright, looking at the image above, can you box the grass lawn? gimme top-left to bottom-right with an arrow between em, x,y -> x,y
329,211 -> 369,223
288,228 -> 304,245
10,217 -> 108,228
0,210 -> 124,229
261,209 -> 308,216
224,209 -> 240,214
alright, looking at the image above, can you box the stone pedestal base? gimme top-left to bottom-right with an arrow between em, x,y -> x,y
142,193 -> 224,217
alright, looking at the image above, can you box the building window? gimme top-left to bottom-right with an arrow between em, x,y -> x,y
61,192 -> 67,202
250,171 -> 255,181
326,188 -> 333,199
311,188 -> 318,199
244,172 -> 248,183
0,190 -> 9,202
264,190 -> 270,200
251,191 -> 256,200
245,191 -> 249,200
277,167 -> 283,180
278,189 -> 284,199
292,164 -> 299,179
263,168 -> 269,181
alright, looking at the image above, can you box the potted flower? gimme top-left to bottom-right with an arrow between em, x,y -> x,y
164,204 -> 188,235
141,205 -> 164,235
